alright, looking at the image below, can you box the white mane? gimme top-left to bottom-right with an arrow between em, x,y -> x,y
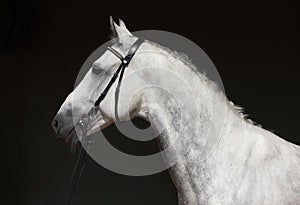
148,41 -> 261,127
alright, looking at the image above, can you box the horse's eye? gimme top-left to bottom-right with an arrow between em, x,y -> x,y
92,65 -> 103,75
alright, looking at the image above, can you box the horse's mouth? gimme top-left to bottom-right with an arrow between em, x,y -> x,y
59,113 -> 113,145
62,119 -> 95,145
64,127 -> 77,144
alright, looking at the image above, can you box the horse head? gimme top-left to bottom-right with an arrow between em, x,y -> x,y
52,18 -> 150,143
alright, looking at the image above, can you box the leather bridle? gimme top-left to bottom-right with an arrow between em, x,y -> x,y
62,38 -> 144,205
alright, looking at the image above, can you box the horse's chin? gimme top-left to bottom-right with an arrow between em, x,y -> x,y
64,127 -> 78,144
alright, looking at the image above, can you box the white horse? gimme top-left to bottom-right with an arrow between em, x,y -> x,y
52,19 -> 300,204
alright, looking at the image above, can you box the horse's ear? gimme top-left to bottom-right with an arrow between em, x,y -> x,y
109,17 -> 133,49
119,19 -> 132,36
109,16 -> 118,38
110,17 -> 132,38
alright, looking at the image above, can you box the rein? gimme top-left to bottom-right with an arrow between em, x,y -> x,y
62,38 -> 144,205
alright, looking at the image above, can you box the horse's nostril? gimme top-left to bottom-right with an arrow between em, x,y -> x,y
53,119 -> 58,127
52,117 -> 61,134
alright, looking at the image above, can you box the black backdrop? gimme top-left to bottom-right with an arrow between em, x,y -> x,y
1,0 -> 299,204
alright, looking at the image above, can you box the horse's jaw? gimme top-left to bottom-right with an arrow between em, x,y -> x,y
85,115 -> 114,137
64,113 -> 113,144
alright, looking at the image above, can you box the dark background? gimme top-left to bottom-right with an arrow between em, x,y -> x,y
1,0 -> 299,204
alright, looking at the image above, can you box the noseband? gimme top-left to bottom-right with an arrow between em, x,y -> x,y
62,38 -> 144,205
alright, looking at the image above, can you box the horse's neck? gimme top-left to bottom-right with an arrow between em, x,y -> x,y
138,52 -> 240,162
137,54 -> 255,201
135,45 -> 300,204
